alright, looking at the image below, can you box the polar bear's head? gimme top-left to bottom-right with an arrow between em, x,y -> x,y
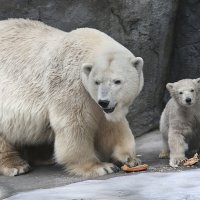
167,78 -> 200,107
81,52 -> 144,122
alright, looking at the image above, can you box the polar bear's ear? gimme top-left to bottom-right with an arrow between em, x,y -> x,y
131,57 -> 144,74
82,63 -> 93,76
166,83 -> 173,91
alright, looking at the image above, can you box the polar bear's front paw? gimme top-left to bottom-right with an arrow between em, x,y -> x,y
169,156 -> 187,168
96,162 -> 120,175
68,161 -> 120,177
111,156 -> 141,168
125,157 -> 141,167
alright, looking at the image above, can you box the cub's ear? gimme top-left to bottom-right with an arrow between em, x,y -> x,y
131,57 -> 144,74
166,83 -> 173,92
82,63 -> 93,76
194,78 -> 200,84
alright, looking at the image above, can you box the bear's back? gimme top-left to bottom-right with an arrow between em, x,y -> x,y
0,19 -> 67,89
0,19 -> 64,144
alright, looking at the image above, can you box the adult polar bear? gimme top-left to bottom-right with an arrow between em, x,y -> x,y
0,19 -> 144,177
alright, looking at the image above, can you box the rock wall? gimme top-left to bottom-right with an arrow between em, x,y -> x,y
0,0 -> 183,136
168,0 -> 200,85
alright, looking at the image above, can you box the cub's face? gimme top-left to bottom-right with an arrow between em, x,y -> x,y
167,78 -> 200,107
81,53 -> 144,121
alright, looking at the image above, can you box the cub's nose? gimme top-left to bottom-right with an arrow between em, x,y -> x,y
186,98 -> 191,103
98,100 -> 110,108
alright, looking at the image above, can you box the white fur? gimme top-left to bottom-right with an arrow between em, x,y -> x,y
159,78 -> 200,167
0,19 -> 143,177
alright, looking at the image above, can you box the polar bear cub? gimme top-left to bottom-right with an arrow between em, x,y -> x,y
159,78 -> 200,167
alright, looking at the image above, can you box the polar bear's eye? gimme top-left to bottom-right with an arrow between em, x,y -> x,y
191,89 -> 194,92
95,81 -> 100,85
179,92 -> 183,94
114,80 -> 121,85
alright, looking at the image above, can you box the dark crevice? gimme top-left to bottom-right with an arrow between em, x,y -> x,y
110,7 -> 129,35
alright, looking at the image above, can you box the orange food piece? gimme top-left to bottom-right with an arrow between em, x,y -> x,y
121,164 -> 149,172
183,153 -> 199,166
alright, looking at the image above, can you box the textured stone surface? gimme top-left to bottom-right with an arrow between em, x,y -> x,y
167,0 -> 200,97
0,0 -> 179,136
124,0 -> 178,135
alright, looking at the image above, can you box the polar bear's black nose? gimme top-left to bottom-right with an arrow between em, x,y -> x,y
186,98 -> 191,103
98,100 -> 110,108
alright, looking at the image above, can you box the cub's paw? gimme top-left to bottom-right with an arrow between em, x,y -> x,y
159,150 -> 169,159
169,156 -> 187,168
68,161 -> 120,177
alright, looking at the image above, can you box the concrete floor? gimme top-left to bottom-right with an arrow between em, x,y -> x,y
1,130 -> 200,199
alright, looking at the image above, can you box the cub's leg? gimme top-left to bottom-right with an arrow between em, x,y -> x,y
49,105 -> 119,177
168,129 -> 187,167
0,136 -> 30,176
96,118 -> 141,167
159,134 -> 170,159
159,115 -> 170,159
